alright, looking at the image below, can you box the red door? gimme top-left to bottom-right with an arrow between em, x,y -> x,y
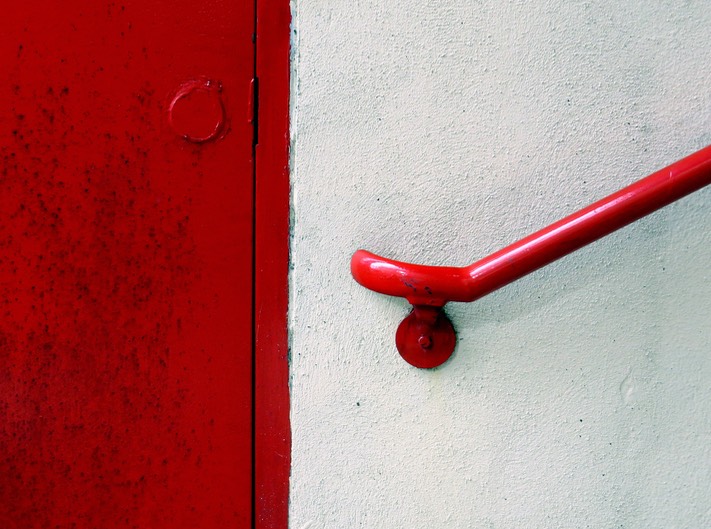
1,1 -> 255,526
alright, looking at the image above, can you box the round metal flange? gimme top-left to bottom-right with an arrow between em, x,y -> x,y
395,306 -> 456,368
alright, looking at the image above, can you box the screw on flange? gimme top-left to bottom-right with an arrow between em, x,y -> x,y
418,334 -> 433,350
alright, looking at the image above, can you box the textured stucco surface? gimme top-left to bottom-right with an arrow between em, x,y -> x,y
289,1 -> 711,527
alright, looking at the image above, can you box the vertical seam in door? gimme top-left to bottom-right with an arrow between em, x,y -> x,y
251,0 -> 258,527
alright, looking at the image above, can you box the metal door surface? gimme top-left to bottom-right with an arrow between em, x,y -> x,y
0,1 -> 255,526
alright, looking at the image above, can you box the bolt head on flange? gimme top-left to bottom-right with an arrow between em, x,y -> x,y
395,308 -> 456,368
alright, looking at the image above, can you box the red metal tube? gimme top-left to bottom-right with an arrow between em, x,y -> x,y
352,144 -> 711,307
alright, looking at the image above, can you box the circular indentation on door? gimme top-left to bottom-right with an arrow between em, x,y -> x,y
168,78 -> 226,143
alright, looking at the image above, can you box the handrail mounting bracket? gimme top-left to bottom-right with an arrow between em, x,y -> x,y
396,305 -> 456,368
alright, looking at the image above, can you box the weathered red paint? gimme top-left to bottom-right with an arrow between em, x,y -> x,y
254,1 -> 292,527
353,145 -> 711,367
1,0 -> 255,526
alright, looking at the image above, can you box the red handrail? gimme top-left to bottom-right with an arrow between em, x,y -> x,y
351,145 -> 711,368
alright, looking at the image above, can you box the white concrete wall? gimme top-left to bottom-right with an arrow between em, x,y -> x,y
289,1 -> 711,527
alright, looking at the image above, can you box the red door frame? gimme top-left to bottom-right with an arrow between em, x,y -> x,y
254,1 -> 291,527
